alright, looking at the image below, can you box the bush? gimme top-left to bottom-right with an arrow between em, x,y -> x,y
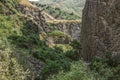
55,44 -> 72,52
48,30 -> 71,44
32,46 -> 71,80
49,51 -> 120,80
41,59 -> 70,79
36,3 -> 80,20
90,51 -> 120,80
48,30 -> 67,38
9,33 -> 43,49
70,40 -> 81,50
65,49 -> 79,60
65,40 -> 81,60
49,60 -> 103,80
0,40 -> 29,80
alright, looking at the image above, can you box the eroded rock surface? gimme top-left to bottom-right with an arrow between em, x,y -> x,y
17,4 -> 48,35
17,4 -> 81,42
81,0 -> 120,61
47,22 -> 81,40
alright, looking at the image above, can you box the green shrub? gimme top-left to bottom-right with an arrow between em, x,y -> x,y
49,60 -> 103,80
65,40 -> 81,60
48,30 -> 67,38
65,49 -> 79,60
90,51 -> 120,80
32,46 -> 71,80
37,4 -> 80,20
8,33 -> 42,49
70,40 -> 81,50
41,59 -> 70,79
0,40 -> 29,80
55,44 -> 72,52
49,51 -> 120,80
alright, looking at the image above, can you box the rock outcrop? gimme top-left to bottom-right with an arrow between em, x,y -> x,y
81,0 -> 120,61
46,21 -> 81,40
17,3 -> 81,42
16,3 -> 47,79
17,4 -> 48,35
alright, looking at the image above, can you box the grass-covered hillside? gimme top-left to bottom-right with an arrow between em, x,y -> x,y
35,3 -> 81,20
37,0 -> 86,17
0,0 -> 31,79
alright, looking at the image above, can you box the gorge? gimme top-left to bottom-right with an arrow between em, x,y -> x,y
0,0 -> 120,80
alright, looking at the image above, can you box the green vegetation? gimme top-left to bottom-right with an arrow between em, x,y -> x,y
65,40 -> 81,60
55,44 -> 72,52
49,52 -> 120,80
10,28 -> 81,79
0,1 -> 31,80
0,39 -> 29,80
48,30 -> 67,37
48,30 -> 71,44
0,0 -> 120,80
37,0 -> 86,17
90,51 -> 120,80
36,4 -> 80,20
49,60 -> 101,80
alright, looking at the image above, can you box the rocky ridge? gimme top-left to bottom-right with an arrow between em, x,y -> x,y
18,1 -> 81,42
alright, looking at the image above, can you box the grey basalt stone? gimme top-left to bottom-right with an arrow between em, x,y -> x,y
81,0 -> 120,61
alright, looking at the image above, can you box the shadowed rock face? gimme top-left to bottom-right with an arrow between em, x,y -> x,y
16,4 -> 46,79
17,4 -> 48,35
57,23 -> 81,40
81,0 -> 120,61
46,22 -> 81,40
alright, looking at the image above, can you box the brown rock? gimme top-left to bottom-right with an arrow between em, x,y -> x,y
81,0 -> 120,61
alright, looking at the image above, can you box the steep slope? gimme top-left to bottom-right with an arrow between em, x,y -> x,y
32,2 -> 80,20
81,0 -> 120,61
0,0 -> 46,79
26,1 -> 82,42
1,0 -> 120,80
30,2 -> 82,41
37,0 -> 86,17
0,0 -> 81,80
46,20 -> 81,41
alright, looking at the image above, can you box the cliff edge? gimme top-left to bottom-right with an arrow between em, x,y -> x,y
81,0 -> 120,61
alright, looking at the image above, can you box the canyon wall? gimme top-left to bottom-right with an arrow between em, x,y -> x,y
81,0 -> 120,61
16,4 -> 46,79
17,4 -> 48,35
17,4 -> 81,41
46,21 -> 81,40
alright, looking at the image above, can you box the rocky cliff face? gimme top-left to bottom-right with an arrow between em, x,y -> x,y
57,22 -> 81,40
16,4 -> 46,79
17,4 -> 48,35
81,0 -> 120,61
46,22 -> 81,40
17,4 -> 81,42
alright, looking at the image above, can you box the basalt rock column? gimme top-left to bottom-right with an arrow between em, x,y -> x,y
81,0 -> 120,61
